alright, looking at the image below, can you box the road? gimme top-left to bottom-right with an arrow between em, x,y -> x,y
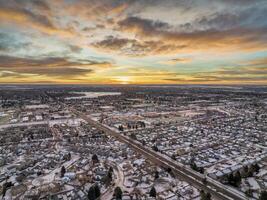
100,162 -> 124,200
70,108 -> 252,200
0,118 -> 83,129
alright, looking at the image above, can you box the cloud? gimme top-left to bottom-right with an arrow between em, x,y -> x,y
244,57 -> 267,67
0,55 -> 114,77
56,0 -> 130,23
161,58 -> 192,65
92,36 -> 151,56
92,35 -> 187,56
0,0 -> 266,84
118,16 -> 170,33
179,7 -> 267,32
117,16 -> 267,54
164,63 -> 267,84
0,71 -> 24,78
217,67 -> 267,76
214,57 -> 267,77
216,0 -> 266,5
164,76 -> 267,83
27,0 -> 51,11
125,68 -> 177,77
0,0 -> 74,37
2,0 -> 267,56
67,44 -> 82,53
0,32 -> 32,52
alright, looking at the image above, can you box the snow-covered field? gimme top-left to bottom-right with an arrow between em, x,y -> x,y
65,92 -> 121,100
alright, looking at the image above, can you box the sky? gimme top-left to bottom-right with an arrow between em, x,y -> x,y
0,0 -> 266,84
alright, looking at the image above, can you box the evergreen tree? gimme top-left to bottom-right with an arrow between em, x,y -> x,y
234,171 -> 242,186
152,145 -> 159,152
92,154 -> 99,163
103,170 -> 113,186
60,166 -> 66,177
166,167 -> 172,174
206,193 -> 211,200
228,173 -> 234,186
199,167 -> 204,174
88,185 -> 96,200
228,172 -> 242,187
149,186 -> 157,197
154,170 -> 159,179
87,184 -> 101,200
251,163 -> 260,174
247,168 -> 254,177
202,177 -> 207,185
109,166 -> 113,173
114,186 -> 123,200
190,161 -> 198,171
253,163 -> 260,173
2,182 -> 14,197
200,190 -> 206,200
94,184 -> 101,198
118,125 -> 124,131
200,190 -> 212,200
259,190 -> 267,200
127,123 -> 131,129
245,189 -> 253,197
242,165 -> 249,177
130,133 -> 137,140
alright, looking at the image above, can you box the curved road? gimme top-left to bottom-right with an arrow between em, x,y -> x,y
100,162 -> 124,200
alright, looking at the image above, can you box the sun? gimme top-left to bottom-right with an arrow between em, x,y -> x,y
115,76 -> 130,84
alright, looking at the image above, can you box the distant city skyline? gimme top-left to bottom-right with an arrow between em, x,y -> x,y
0,0 -> 266,84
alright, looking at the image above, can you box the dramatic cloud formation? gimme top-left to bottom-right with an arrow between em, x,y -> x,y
0,55 -> 114,81
0,0 -> 266,84
117,16 -> 267,53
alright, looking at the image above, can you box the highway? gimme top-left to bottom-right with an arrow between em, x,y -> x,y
69,107 -> 252,200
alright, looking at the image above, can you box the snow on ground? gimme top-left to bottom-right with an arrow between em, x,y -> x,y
32,155 -> 80,186
65,92 -> 121,100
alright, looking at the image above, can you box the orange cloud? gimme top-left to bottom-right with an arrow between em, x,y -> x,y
0,55 -> 114,78
0,7 -> 74,37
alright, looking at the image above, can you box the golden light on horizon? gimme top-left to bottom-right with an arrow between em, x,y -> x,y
114,76 -> 131,84
0,0 -> 266,85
